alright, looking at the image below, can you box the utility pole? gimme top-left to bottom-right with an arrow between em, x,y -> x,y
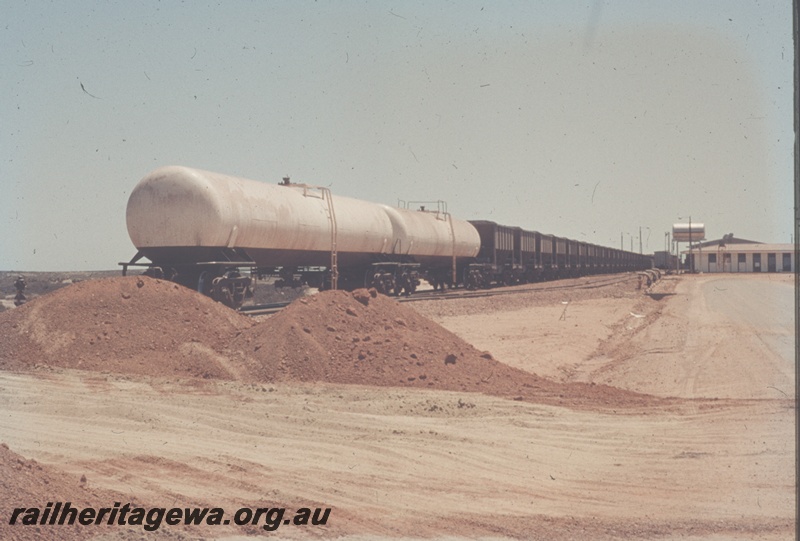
689,216 -> 693,273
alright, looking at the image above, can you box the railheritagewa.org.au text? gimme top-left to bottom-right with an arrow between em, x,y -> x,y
9,502 -> 331,532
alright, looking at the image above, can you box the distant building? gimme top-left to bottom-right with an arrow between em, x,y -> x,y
682,235 -> 794,273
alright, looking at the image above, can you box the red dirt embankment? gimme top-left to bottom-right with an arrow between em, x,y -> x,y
229,287 -> 659,409
0,443 -> 140,541
0,276 -> 659,409
0,276 -> 252,379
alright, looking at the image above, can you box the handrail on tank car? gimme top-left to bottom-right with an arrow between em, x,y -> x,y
397,199 -> 459,283
397,199 -> 449,220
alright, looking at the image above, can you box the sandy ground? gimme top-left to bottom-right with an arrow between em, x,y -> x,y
0,273 -> 794,540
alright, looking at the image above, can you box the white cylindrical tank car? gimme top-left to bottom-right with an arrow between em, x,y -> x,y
671,223 -> 706,242
124,166 -> 481,303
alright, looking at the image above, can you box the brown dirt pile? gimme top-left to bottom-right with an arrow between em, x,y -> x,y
0,443 -> 139,541
0,277 -> 658,409
0,443 -> 283,540
0,276 -> 252,379
229,288 -> 659,409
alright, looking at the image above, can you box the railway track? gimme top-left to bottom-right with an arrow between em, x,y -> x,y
238,273 -> 638,316
400,274 -> 635,303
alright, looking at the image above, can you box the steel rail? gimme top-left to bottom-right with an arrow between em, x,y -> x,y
237,273 -> 638,316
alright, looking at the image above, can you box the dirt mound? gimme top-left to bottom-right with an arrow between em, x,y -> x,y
0,443 -> 137,541
0,276 -> 252,379
230,289 -> 659,409
0,277 -> 657,409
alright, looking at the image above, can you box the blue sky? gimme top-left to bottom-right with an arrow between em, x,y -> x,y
1,0 -> 793,270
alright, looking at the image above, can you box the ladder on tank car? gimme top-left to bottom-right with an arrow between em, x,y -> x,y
320,186 -> 339,290
281,179 -> 339,290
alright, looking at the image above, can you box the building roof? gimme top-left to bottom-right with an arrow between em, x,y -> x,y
691,235 -> 763,248
682,243 -> 794,254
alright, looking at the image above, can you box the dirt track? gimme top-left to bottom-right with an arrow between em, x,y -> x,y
0,273 -> 794,540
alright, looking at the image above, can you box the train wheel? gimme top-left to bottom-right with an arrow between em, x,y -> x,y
208,272 -> 251,309
465,269 -> 482,291
211,278 -> 234,307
